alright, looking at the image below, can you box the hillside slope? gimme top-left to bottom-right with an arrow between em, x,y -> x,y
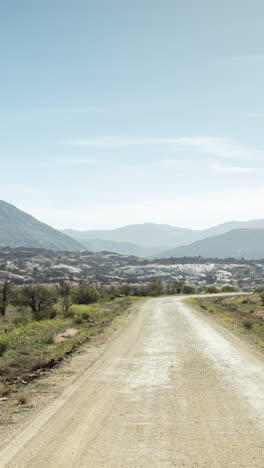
64,219 -> 264,256
0,201 -> 84,251
155,229 -> 264,259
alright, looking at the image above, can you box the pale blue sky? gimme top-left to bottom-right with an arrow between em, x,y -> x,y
1,0 -> 264,229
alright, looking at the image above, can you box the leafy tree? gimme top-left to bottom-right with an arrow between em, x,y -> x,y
0,279 -> 13,316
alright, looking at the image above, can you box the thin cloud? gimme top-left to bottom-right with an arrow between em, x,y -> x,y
66,137 -> 168,148
66,136 -> 264,161
173,137 -> 264,160
59,157 -> 105,165
211,163 -> 260,174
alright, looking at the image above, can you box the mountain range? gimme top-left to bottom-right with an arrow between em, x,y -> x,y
1,200 -> 264,259
157,229 -> 264,260
63,220 -> 264,258
0,200 -> 83,251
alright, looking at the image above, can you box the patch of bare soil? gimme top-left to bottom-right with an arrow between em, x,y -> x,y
54,328 -> 78,342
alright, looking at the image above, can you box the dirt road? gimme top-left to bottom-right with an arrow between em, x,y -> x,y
1,296 -> 264,467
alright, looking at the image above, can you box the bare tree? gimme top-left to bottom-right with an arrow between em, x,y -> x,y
0,279 -> 13,316
57,281 -> 73,313
22,285 -> 58,320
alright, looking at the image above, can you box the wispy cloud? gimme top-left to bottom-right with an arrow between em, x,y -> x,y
58,157 -> 104,165
66,137 -> 167,148
66,136 -> 264,161
0,105 -> 141,117
211,163 -> 260,174
173,137 -> 264,160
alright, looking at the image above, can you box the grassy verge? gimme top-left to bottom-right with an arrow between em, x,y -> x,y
0,297 -> 141,397
187,294 -> 264,351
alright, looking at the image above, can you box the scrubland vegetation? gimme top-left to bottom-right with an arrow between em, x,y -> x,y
0,278 -> 197,397
0,276 -> 249,398
189,292 -> 264,351
0,281 -> 143,397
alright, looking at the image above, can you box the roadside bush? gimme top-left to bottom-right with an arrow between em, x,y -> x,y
243,319 -> 253,330
13,316 -> 30,327
118,284 -> 132,296
205,286 -> 220,294
221,286 -> 238,293
63,309 -> 75,319
182,285 -> 196,294
260,293 -> 264,306
35,307 -> 57,321
44,332 -> 55,344
17,394 -> 28,405
82,312 -> 90,320
74,317 -> 83,324
72,285 -> 100,305
0,338 -> 8,356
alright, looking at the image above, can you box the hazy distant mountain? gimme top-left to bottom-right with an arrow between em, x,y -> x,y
201,219 -> 264,238
64,220 -> 264,258
0,201 -> 84,251
155,229 -> 264,260
63,223 -> 198,248
72,238 -> 162,257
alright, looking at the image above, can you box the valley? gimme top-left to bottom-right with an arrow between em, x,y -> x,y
1,247 -> 264,290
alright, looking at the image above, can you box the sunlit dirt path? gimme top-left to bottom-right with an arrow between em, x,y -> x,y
1,296 -> 264,467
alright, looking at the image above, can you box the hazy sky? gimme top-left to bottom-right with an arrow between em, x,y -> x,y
1,0 -> 264,230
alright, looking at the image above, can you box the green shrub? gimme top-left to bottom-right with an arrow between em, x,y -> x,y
243,319 -> 253,330
260,293 -> 264,306
44,332 -> 54,344
82,312 -> 90,320
35,308 -> 57,321
182,285 -> 196,294
72,285 -> 100,305
0,339 -> 8,356
63,309 -> 75,318
221,286 -> 238,293
74,317 -> 83,325
206,286 -> 220,294
13,316 -> 30,327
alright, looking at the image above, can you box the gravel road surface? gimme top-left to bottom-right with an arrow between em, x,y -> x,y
1,296 -> 264,467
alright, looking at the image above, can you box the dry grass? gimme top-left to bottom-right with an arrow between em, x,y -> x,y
0,297 -> 138,396
188,294 -> 264,351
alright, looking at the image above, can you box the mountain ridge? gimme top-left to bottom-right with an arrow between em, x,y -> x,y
63,219 -> 264,257
0,200 -> 84,251
154,228 -> 264,260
